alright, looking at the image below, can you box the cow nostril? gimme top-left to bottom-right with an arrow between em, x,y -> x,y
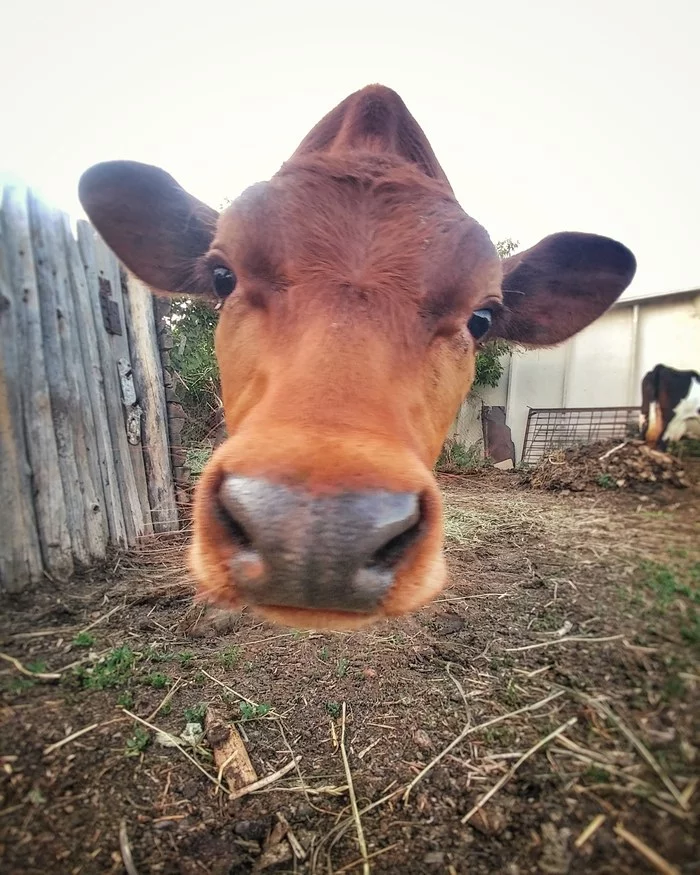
215,497 -> 255,550
366,496 -> 425,572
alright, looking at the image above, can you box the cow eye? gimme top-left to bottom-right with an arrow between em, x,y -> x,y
212,266 -> 236,298
467,308 -> 493,340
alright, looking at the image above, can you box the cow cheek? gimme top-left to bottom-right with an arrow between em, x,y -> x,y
215,314 -> 267,433
417,347 -> 475,462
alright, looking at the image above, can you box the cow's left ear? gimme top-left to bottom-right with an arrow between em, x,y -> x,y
79,160 -> 219,296
492,232 -> 636,346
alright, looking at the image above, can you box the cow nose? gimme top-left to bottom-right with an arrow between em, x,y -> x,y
216,476 -> 423,613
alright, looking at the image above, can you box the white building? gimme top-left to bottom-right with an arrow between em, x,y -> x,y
452,287 -> 700,463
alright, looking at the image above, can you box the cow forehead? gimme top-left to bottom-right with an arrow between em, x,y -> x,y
214,154 -> 501,308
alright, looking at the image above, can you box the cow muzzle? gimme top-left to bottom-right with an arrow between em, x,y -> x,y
215,475 -> 424,613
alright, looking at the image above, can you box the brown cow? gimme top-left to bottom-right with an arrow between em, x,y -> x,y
79,85 -> 636,630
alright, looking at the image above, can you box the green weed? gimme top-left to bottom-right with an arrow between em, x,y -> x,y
584,765 -> 610,783
218,646 -> 241,669
239,702 -> 271,721
117,691 -> 134,709
184,703 -> 208,724
326,702 -> 341,719
76,646 -> 136,690
73,632 -> 95,647
143,672 -> 170,689
125,727 -> 150,757
336,657 -> 350,678
640,561 -> 700,609
25,661 -> 47,674
596,473 -> 617,489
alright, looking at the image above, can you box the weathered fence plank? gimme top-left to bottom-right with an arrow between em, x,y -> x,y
29,192 -> 108,562
95,239 -> 153,536
28,193 -> 91,564
0,201 -> 43,590
123,275 -> 179,533
61,215 -> 127,547
77,222 -> 144,544
1,187 -> 73,579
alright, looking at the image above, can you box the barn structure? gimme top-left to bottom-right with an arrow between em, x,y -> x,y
452,286 -> 700,464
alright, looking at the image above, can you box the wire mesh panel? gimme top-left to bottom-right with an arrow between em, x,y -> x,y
521,407 -> 641,465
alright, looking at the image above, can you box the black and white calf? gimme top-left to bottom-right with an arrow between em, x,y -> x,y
641,364 -> 700,450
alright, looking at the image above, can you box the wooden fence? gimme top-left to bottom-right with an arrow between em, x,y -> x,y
0,185 -> 179,593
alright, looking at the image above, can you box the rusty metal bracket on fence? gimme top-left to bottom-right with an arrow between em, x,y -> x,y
98,276 -> 122,335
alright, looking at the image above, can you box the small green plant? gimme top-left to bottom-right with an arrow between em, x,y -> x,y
436,439 -> 483,474
177,651 -> 195,667
584,765 -> 611,784
26,660 -> 47,674
596,473 -> 617,489
318,646 -> 330,662
474,339 -> 512,389
239,702 -> 271,721
76,646 -> 136,690
640,561 -> 700,609
125,727 -> 150,757
143,672 -> 170,689
326,702 -> 341,719
73,631 -> 95,648
186,446 -> 214,476
143,646 -> 172,663
117,690 -> 134,709
218,645 -> 241,669
503,679 -> 521,707
662,674 -> 686,701
9,677 -> 35,693
336,657 -> 350,678
184,703 -> 208,724
681,612 -> 700,648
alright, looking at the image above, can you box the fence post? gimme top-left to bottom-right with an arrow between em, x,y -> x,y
77,222 -> 145,544
61,214 -> 127,547
0,193 -> 43,590
1,186 -> 73,579
123,274 -> 179,533
28,191 -> 106,564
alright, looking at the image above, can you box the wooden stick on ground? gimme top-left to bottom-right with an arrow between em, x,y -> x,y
119,819 -> 140,875
461,717 -> 577,824
0,652 -> 60,682
614,823 -> 680,875
228,756 -> 301,801
339,703 -> 370,875
205,708 -> 257,794
574,814 -> 606,849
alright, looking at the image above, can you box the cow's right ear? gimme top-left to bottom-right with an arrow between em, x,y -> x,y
78,161 -> 219,295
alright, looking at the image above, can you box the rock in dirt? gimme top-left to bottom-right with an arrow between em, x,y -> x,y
538,822 -> 572,874
413,729 -> 433,750
522,439 -> 689,493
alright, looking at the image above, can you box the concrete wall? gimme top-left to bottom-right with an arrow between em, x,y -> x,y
452,290 -> 700,463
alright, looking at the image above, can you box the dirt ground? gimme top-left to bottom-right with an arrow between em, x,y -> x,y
1,467 -> 699,874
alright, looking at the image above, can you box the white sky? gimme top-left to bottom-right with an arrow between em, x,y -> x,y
1,0 -> 698,298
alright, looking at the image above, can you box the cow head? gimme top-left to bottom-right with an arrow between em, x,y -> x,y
79,85 -> 636,630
